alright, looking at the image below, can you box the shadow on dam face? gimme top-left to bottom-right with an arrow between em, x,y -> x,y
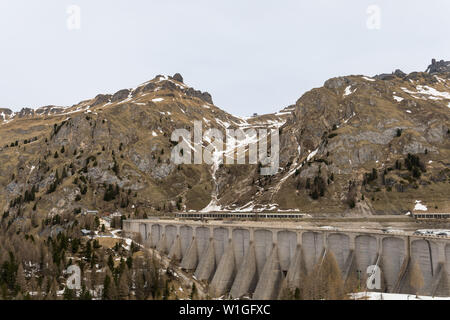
213,227 -> 229,265
302,232 -> 323,274
327,233 -> 350,272
254,229 -> 273,276
180,226 -> 193,257
277,231 -> 297,272
232,228 -> 250,268
355,235 -> 378,274
150,224 -> 162,248
381,237 -> 406,291
411,239 -> 439,293
196,226 -> 210,258
165,225 -> 177,252
139,223 -> 147,242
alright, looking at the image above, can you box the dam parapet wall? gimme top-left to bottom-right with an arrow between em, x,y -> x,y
123,219 -> 450,299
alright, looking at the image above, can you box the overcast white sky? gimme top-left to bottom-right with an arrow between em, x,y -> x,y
0,0 -> 449,116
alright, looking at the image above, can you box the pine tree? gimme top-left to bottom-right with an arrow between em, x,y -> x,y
118,271 -> 130,300
126,257 -> 132,269
63,287 -> 75,300
190,283 -> 197,300
302,251 -> 346,300
85,241 -> 92,262
47,278 -> 59,300
107,254 -> 114,271
163,279 -> 170,300
102,274 -> 111,300
79,284 -> 92,300
134,271 -> 145,300
409,261 -> 424,297
16,263 -> 27,293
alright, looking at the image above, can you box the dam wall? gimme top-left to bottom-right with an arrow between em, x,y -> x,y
123,219 -> 450,299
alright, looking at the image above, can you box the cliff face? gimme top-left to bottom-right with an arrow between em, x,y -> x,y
1,61 -> 449,219
272,70 -> 450,214
0,73 -> 288,219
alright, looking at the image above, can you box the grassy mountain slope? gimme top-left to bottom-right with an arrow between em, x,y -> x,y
1,65 -> 449,219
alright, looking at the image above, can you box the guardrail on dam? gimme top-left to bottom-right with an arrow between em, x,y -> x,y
123,219 -> 450,299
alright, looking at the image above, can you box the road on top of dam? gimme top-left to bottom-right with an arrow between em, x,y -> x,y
127,217 -> 450,239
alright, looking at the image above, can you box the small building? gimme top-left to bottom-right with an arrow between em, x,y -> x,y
412,212 -> 450,220
111,211 -> 122,217
81,229 -> 92,236
82,209 -> 99,216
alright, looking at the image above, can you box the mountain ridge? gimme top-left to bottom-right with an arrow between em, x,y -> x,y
1,59 -> 449,221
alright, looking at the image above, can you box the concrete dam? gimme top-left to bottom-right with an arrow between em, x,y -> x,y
123,219 -> 450,299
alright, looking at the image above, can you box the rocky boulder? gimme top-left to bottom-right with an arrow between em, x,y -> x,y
91,94 -> 112,107
111,89 -> 130,102
426,58 -> 450,74
171,73 -> 184,83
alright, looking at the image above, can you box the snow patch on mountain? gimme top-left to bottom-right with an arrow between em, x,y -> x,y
414,200 -> 427,211
343,86 -> 356,96
362,76 -> 375,82
402,85 -> 450,100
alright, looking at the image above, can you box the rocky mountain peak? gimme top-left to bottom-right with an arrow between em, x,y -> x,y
0,61 -> 449,215
0,73 -> 216,124
171,73 -> 184,83
426,58 -> 450,74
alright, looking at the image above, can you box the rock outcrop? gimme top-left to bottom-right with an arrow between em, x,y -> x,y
0,61 -> 449,216
426,58 -> 450,74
